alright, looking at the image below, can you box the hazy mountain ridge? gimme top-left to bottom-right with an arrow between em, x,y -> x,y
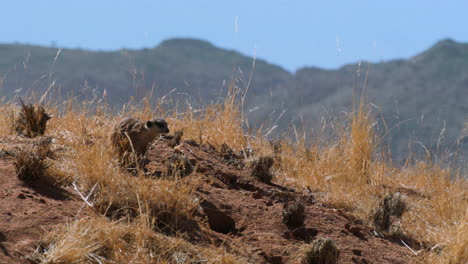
0,38 -> 466,162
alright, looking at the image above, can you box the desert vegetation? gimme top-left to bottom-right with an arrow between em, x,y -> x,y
0,88 -> 466,263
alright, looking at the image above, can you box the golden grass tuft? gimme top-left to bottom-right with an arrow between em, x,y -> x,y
35,217 -> 242,264
0,102 -> 15,137
168,88 -> 247,150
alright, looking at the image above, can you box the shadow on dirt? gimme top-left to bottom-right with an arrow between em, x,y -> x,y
0,232 -> 10,257
22,178 -> 72,201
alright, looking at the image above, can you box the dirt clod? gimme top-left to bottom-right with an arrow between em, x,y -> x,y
165,130 -> 183,147
165,153 -> 194,177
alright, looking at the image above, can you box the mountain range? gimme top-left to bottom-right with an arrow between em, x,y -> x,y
0,38 -> 466,163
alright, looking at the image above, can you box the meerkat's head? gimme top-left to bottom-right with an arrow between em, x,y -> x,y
146,118 -> 170,134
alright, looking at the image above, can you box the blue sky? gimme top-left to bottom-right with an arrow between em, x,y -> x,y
2,0 -> 467,71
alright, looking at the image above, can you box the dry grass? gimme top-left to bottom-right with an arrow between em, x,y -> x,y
47,105 -> 200,228
0,102 -> 15,137
0,89 -> 466,263
271,99 -> 467,263
35,216 -> 241,264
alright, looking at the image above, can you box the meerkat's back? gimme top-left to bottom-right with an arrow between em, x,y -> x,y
114,117 -> 145,136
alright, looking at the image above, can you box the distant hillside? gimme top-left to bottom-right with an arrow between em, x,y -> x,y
0,38 -> 466,162
0,38 -> 290,105
294,39 -> 467,162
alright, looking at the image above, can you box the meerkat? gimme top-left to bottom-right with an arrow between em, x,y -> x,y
110,117 -> 169,166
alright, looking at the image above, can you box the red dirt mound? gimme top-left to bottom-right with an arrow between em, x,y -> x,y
0,135 -> 420,264
146,139 -> 419,264
0,157 -> 82,264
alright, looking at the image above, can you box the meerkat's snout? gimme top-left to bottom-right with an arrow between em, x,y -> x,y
147,118 -> 170,134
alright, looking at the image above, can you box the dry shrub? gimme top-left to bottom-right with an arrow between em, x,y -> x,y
300,237 -> 340,264
371,192 -> 407,231
14,143 -> 51,181
248,156 -> 274,183
386,192 -> 406,217
14,98 -> 51,138
282,199 -> 306,228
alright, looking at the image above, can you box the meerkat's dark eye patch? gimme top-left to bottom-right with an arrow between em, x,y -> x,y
154,119 -> 167,128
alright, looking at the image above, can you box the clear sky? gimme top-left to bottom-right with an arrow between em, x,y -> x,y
2,0 -> 467,71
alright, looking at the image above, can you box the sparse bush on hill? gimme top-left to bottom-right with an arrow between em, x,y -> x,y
300,237 -> 340,264
372,192 -> 407,231
14,98 -> 51,138
14,142 -> 51,181
282,199 -> 306,228
248,156 -> 275,183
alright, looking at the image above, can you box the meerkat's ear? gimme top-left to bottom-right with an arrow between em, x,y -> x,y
146,120 -> 154,128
